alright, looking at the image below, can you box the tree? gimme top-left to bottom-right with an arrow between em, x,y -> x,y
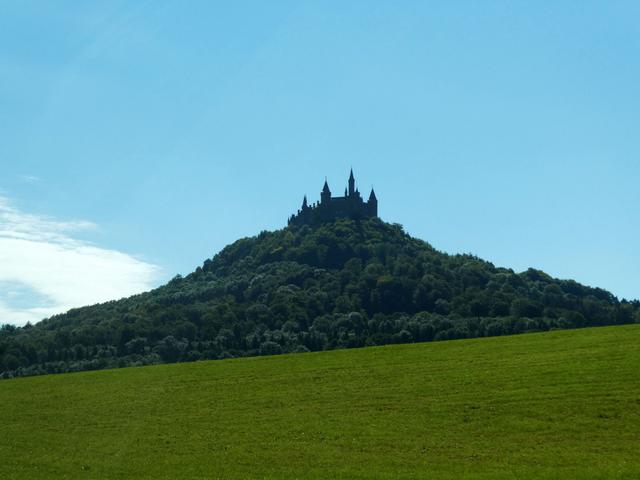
259,341 -> 282,356
153,336 -> 187,362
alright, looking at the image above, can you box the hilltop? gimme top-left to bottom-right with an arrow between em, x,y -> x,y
1,325 -> 639,479
1,217 -> 638,378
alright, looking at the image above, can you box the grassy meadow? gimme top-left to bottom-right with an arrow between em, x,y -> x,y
1,325 -> 639,479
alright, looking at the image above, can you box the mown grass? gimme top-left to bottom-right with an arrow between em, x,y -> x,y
1,325 -> 639,479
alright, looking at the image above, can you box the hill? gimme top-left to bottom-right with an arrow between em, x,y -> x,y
1,325 -> 639,479
1,218 -> 639,378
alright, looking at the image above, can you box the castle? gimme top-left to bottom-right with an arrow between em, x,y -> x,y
288,169 -> 378,226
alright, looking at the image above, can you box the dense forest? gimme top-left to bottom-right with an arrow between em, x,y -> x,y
1,218 -> 638,378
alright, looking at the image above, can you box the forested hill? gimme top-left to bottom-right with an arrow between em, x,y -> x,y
1,218 -> 638,378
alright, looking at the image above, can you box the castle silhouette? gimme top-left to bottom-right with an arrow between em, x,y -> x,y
288,169 -> 378,226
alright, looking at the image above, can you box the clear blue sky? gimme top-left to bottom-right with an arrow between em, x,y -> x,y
1,1 -> 638,325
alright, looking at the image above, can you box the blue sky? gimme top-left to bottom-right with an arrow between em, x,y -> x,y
1,1 -> 638,325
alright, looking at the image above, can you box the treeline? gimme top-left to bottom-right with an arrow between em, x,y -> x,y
2,219 -> 638,378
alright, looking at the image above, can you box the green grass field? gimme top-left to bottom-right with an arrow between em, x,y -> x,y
1,325 -> 639,479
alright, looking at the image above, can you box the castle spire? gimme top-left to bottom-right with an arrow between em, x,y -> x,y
348,168 -> 355,196
321,177 -> 331,203
367,186 -> 378,217
302,195 -> 308,209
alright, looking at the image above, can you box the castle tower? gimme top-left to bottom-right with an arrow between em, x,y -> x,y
368,188 -> 378,216
321,178 -> 331,204
348,169 -> 355,197
301,195 -> 308,209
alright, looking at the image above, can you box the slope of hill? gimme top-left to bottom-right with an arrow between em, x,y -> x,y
1,325 -> 639,479
1,218 -> 638,378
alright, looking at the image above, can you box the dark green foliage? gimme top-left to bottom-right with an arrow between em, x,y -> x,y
1,218 -> 638,378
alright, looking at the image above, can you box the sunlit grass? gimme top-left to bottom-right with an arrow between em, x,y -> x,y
1,324 -> 639,479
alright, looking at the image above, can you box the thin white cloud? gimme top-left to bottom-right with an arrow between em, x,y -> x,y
19,175 -> 41,184
0,197 -> 161,326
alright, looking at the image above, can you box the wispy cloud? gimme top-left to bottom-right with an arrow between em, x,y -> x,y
19,175 -> 42,184
0,197 -> 161,326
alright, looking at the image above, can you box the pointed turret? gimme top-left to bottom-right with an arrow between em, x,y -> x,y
348,168 -> 355,196
367,187 -> 378,217
321,178 -> 332,204
302,195 -> 308,209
